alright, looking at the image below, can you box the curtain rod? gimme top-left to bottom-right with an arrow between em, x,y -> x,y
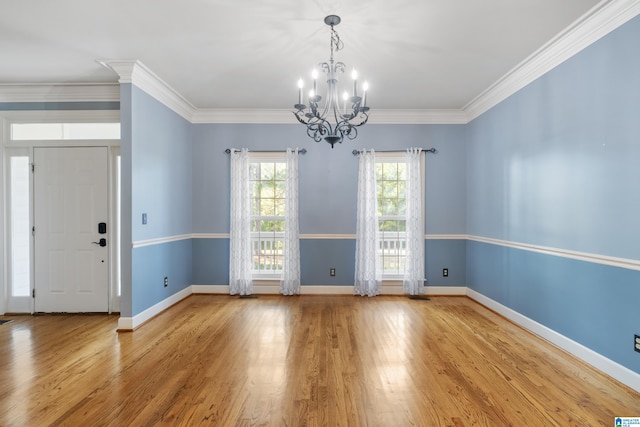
225,148 -> 307,154
352,148 -> 436,156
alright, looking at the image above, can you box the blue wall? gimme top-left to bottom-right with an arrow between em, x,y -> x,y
465,15 -> 640,373
191,122 -> 468,287
121,85 -> 194,317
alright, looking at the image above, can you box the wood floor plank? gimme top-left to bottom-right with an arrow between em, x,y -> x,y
0,295 -> 638,426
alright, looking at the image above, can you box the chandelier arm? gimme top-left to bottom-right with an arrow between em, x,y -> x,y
293,110 -> 309,125
335,121 -> 354,139
346,110 -> 369,127
306,119 -> 333,143
344,125 -> 358,141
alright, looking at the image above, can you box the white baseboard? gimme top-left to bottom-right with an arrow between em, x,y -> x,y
302,285 -> 354,295
191,284 -> 229,294
426,286 -> 467,296
190,284 -> 467,296
466,288 -> 640,393
117,286 -> 192,331
193,284 -> 355,295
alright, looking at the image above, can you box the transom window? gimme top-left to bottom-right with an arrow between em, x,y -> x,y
249,159 -> 286,275
11,123 -> 120,140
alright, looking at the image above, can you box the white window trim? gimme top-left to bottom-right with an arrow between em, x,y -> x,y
249,153 -> 287,279
375,151 -> 426,279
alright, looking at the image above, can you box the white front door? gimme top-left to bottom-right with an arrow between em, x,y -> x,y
34,147 -> 109,312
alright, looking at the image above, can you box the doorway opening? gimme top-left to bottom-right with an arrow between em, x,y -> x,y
3,118 -> 120,313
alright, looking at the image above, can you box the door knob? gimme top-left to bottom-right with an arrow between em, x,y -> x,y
92,238 -> 107,247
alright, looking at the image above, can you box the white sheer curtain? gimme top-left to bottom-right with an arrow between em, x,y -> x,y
281,148 -> 301,295
229,148 -> 253,295
403,147 -> 425,295
354,149 -> 382,297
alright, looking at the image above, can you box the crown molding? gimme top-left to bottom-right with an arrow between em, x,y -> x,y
369,109 -> 468,124
464,0 -> 640,121
191,108 -> 293,124
98,59 -> 195,122
0,83 -> 119,103
191,108 -> 468,124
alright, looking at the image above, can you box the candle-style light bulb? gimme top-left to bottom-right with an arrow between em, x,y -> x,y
362,81 -> 369,107
312,69 -> 318,93
297,79 -> 304,104
351,69 -> 358,96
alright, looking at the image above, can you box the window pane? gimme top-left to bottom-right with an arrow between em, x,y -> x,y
251,198 -> 261,216
397,163 -> 406,180
249,181 -> 260,198
382,181 -> 398,198
259,199 -> 273,216
260,182 -> 275,199
260,163 -> 275,180
12,123 -> 61,140
274,199 -> 286,217
10,157 -> 31,297
249,163 -> 260,180
396,199 -> 406,216
380,220 -> 400,232
116,155 -> 121,297
275,163 -> 286,179
275,180 -> 286,199
259,220 -> 272,232
382,163 -> 398,180
11,123 -> 120,140
375,163 -> 383,179
397,180 -> 406,197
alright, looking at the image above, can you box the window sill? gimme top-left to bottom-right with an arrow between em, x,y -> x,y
251,277 -> 282,284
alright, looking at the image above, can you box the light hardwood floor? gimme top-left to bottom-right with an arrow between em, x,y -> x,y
0,295 -> 638,426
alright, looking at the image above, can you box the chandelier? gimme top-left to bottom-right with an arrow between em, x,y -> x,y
293,15 -> 370,148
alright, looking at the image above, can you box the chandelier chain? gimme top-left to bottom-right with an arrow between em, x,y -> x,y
329,25 -> 343,62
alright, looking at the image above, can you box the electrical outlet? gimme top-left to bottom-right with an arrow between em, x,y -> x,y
164,276 -> 168,287
635,335 -> 640,353
330,268 -> 336,277
442,268 -> 448,277
142,213 -> 147,224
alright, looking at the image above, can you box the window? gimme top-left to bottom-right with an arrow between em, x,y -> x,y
376,158 -> 408,276
11,123 -> 120,140
249,159 -> 286,276
9,155 -> 31,297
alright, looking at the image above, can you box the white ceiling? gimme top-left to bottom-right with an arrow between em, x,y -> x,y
0,0 -> 607,111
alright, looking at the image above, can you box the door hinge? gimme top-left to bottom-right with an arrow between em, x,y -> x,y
31,163 -> 35,172
32,226 -> 35,236
32,289 -> 35,298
